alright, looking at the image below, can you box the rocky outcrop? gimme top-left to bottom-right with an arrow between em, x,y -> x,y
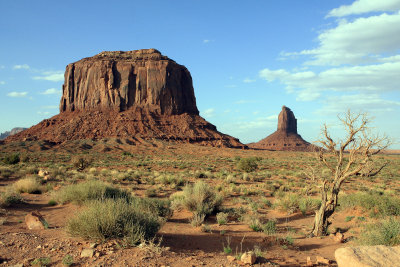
6,49 -> 244,148
248,106 -> 313,151
0,127 -> 26,140
60,49 -> 198,115
335,245 -> 400,267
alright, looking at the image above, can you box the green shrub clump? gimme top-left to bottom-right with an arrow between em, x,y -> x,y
2,153 -> 20,165
171,181 -> 222,216
56,180 -> 129,204
358,218 -> 400,246
13,177 -> 42,194
0,186 -> 23,207
67,198 -> 164,246
237,157 -> 259,172
339,192 -> 400,218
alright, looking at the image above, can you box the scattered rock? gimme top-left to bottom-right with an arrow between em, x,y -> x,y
81,248 -> 95,258
25,211 -> 47,230
227,255 -> 236,262
89,243 -> 97,249
306,256 -> 313,266
334,232 -> 345,243
249,106 -> 314,151
38,169 -> 49,177
335,245 -> 400,267
316,256 -> 330,265
241,252 -> 256,265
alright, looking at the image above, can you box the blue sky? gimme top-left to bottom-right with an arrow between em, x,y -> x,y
1,0 -> 399,148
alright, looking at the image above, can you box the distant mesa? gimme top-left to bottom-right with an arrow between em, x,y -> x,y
0,127 -> 27,140
249,106 -> 313,151
6,49 -> 244,148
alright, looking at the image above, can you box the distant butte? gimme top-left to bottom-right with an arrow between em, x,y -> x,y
6,49 -> 244,148
249,106 -> 313,151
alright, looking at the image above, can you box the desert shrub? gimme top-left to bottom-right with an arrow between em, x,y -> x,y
130,197 -> 172,218
339,192 -> 400,218
62,254 -> 74,266
0,186 -> 23,207
0,167 -> 14,179
67,198 -> 162,246
248,216 -> 263,232
274,193 -> 300,214
2,153 -> 20,165
237,157 -> 259,172
358,218 -> 400,246
145,188 -> 157,197
31,257 -> 51,266
13,177 -> 42,194
190,213 -> 205,227
72,156 -> 90,171
263,219 -> 277,235
172,181 -> 222,216
299,197 -> 321,215
216,212 -> 229,225
56,180 -> 129,204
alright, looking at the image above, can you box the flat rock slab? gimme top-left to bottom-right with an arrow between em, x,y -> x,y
335,245 -> 400,267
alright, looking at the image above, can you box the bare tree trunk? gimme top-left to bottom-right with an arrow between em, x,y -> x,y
311,187 -> 339,236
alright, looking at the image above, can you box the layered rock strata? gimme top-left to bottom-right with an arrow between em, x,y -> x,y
6,49 -> 243,148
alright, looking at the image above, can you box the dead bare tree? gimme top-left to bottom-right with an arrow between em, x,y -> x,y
309,110 -> 390,237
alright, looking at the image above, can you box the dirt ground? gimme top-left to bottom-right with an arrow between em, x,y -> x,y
1,140 -> 399,266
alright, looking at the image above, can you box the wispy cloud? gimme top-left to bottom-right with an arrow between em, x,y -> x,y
41,105 -> 58,109
40,88 -> 60,95
7,91 -> 28,97
0,81 -> 5,85
203,39 -> 210,43
327,0 -> 400,17
37,111 -> 51,115
243,78 -> 256,83
13,64 -> 30,70
201,108 -> 215,118
33,71 -> 64,82
0,65 -> 5,69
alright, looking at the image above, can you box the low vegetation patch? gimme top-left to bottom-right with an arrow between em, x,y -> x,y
171,181 -> 222,216
237,157 -> 260,172
358,217 -> 400,246
13,177 -> 42,194
339,192 -> 400,218
2,153 -> 20,165
0,186 -> 23,207
67,198 -> 163,246
56,180 -> 129,204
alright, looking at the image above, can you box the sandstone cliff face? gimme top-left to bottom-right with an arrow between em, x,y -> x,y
60,49 -> 199,115
249,106 -> 312,151
7,49 -> 244,148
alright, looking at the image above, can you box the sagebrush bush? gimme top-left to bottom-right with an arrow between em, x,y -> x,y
13,177 -> 42,194
358,217 -> 400,246
56,180 -> 129,204
0,186 -> 23,207
0,167 -> 14,179
171,181 -> 222,216
237,157 -> 259,172
72,156 -> 90,171
2,153 -> 20,165
67,198 -> 162,246
339,192 -> 400,218
263,219 -> 277,235
216,212 -> 229,225
274,193 -> 320,215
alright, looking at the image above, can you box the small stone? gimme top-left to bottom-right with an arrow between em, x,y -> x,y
95,252 -> 101,257
37,245 -> 42,249
81,248 -> 95,258
25,211 -> 47,230
227,255 -> 236,262
241,251 -> 257,265
306,256 -> 313,266
106,251 -> 114,255
315,256 -> 330,265
334,232 -> 344,243
89,243 -> 97,249
10,264 -> 23,267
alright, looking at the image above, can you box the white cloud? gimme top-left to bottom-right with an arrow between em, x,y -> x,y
260,61 -> 400,101
203,39 -> 210,43
40,88 -> 60,95
0,65 -> 5,69
7,91 -> 28,97
37,111 -> 51,115
317,94 -> 400,114
328,0 -> 400,17
13,64 -> 30,70
0,81 -> 5,85
202,108 -> 215,118
243,78 -> 256,83
33,71 -> 64,82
